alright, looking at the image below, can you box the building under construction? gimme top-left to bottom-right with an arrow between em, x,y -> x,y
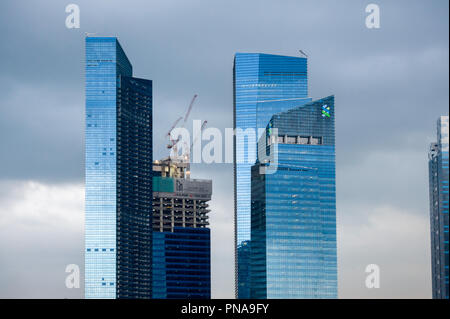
151,158 -> 212,299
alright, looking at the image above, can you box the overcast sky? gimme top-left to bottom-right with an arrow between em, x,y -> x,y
0,0 -> 448,298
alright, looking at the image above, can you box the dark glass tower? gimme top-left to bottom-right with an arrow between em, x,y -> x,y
429,116 -> 449,299
250,96 -> 337,298
152,159 -> 212,299
85,37 -> 153,299
233,53 -> 310,298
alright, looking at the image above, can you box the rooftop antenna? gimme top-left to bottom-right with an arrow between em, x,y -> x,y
298,50 -> 308,58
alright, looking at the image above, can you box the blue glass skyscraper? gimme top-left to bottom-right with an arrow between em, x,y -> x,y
429,115 -> 449,299
233,53 -> 310,298
85,37 -> 153,299
250,96 -> 337,298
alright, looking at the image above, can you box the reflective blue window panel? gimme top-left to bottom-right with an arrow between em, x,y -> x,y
234,53 -> 309,298
152,228 -> 211,299
429,116 -> 449,299
250,96 -> 337,299
85,37 -> 152,299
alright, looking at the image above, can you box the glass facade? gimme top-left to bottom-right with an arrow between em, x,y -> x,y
250,96 -> 337,298
85,37 -> 153,299
152,228 -> 211,299
234,53 -> 310,298
429,115 -> 449,299
151,159 -> 212,299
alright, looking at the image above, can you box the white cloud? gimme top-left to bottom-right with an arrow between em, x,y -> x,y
338,204 -> 432,298
0,174 -> 434,299
0,178 -> 238,299
0,180 -> 84,298
209,190 -> 235,298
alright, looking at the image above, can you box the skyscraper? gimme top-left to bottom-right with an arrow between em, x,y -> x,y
85,36 -> 153,299
429,115 -> 449,299
233,53 -> 311,298
250,96 -> 337,298
152,159 -> 212,298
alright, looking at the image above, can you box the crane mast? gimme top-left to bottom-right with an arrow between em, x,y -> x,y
166,94 -> 205,166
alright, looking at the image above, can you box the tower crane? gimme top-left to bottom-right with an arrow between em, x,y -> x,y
166,116 -> 183,149
183,120 -> 207,179
166,94 -> 199,161
184,120 -> 207,163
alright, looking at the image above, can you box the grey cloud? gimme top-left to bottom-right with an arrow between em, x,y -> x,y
0,0 -> 448,182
